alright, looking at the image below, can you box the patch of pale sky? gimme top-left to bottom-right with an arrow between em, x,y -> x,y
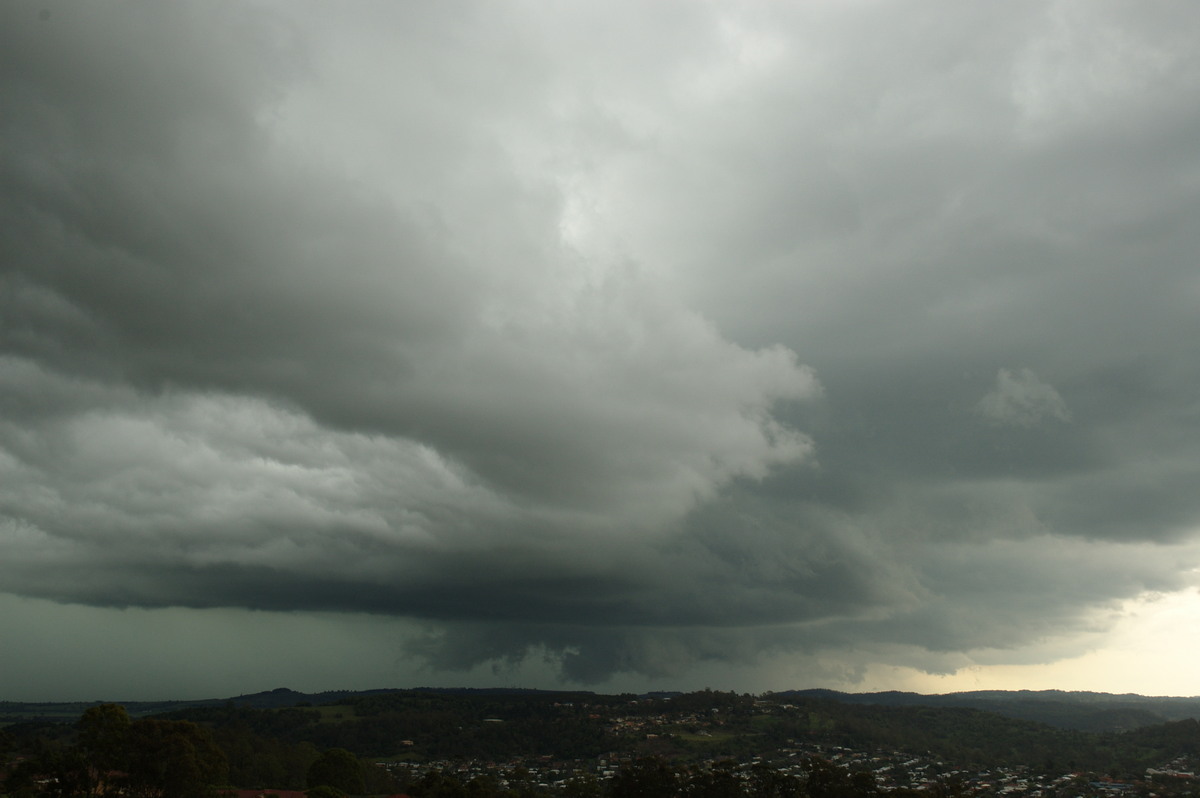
867,587 -> 1200,697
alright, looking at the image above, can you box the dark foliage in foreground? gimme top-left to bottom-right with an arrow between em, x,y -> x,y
4,689 -> 1200,796
4,704 -> 227,798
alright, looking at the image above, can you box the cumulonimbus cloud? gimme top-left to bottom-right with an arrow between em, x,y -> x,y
4,0 -> 1200,690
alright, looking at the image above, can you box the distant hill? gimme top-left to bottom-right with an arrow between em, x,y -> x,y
0,686 -> 600,726
774,688 -> 1200,732
6,686 -> 1200,780
6,686 -> 1199,734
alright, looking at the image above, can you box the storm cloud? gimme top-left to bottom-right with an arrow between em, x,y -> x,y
3,0 -> 1200,695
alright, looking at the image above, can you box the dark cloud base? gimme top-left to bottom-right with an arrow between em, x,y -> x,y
3,0 -> 1200,689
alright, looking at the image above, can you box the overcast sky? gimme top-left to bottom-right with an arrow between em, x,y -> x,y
3,0 -> 1200,701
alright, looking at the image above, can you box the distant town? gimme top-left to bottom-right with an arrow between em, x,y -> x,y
3,688 -> 1199,797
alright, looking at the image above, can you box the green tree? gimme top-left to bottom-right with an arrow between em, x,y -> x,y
610,757 -> 680,798
77,703 -> 131,766
504,765 -> 542,798
124,719 -> 228,798
684,761 -> 742,798
803,758 -> 877,798
746,763 -> 801,798
4,741 -> 92,798
464,773 -> 504,798
562,773 -> 603,798
307,747 -> 366,795
1,727 -> 15,767
306,787 -> 348,798
411,769 -> 468,798
77,703 -> 132,795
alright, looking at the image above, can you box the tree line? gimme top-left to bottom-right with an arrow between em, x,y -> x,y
4,690 -> 1200,796
0,704 -> 399,797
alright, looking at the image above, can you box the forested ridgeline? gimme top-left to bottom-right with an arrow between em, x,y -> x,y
778,691 -> 1200,733
3,690 -> 1200,796
150,690 -> 1199,773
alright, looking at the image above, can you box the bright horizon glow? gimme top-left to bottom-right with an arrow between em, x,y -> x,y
852,588 -> 1200,698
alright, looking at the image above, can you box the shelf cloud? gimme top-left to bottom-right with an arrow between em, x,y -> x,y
3,0 -> 1200,697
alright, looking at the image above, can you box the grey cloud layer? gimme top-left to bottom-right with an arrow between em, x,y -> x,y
3,0 -> 1200,686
